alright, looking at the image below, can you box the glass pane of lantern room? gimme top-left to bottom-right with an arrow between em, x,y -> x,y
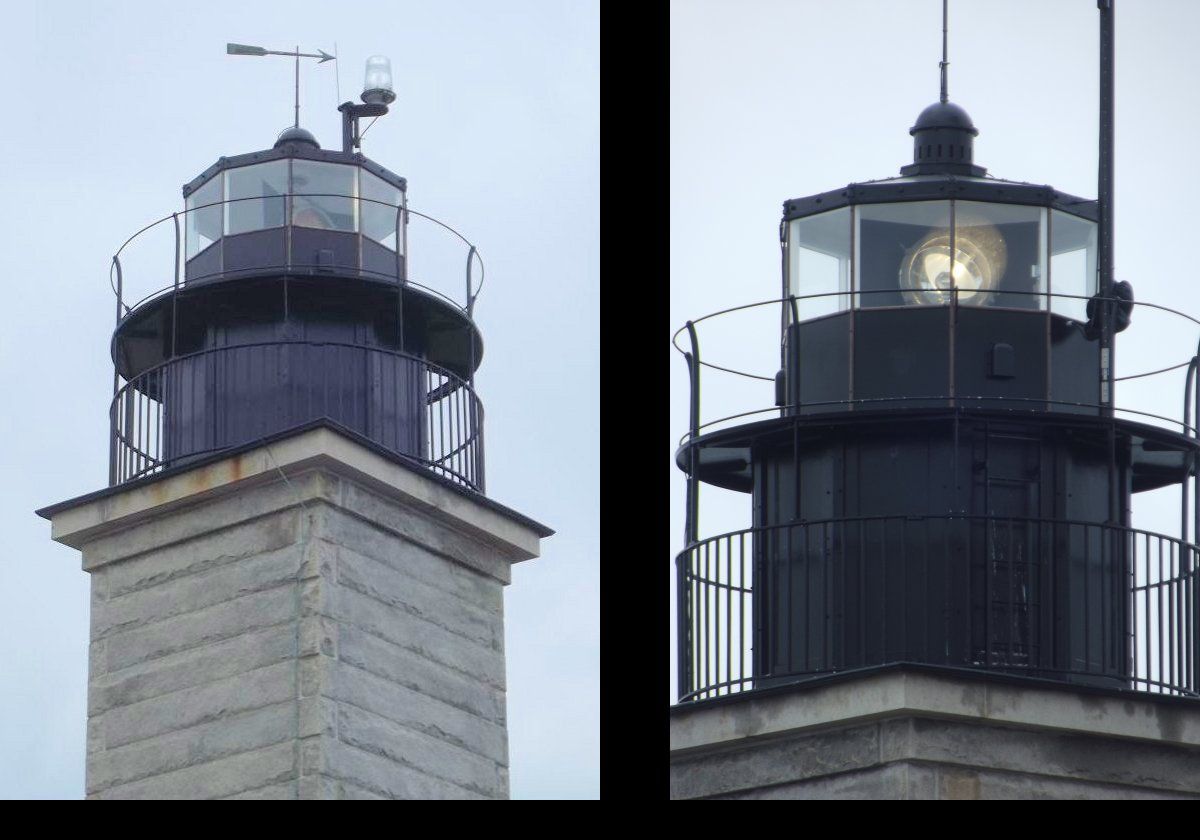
1050,210 -> 1097,322
186,176 -> 222,259
291,161 -> 358,232
225,161 -> 288,236
953,202 -> 1046,310
360,171 -> 401,250
855,201 -> 951,309
787,208 -> 851,320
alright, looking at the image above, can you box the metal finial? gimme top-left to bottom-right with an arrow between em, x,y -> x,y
939,0 -> 949,103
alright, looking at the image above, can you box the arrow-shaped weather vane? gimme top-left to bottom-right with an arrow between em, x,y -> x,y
227,43 -> 336,129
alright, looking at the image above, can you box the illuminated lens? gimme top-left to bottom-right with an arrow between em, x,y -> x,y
899,225 -> 1006,306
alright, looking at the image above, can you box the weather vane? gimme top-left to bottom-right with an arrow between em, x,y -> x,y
226,43 -> 336,129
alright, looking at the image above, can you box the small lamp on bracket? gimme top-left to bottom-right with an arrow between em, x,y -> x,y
339,55 -> 395,152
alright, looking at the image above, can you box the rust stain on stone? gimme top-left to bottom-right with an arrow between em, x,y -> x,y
180,460 -> 239,497
147,479 -> 170,506
941,770 -> 981,800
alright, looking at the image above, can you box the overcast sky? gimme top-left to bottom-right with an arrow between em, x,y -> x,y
671,0 -> 1200,699
0,1 -> 597,799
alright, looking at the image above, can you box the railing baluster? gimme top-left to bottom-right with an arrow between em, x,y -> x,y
702,546 -> 707,696
1146,532 -> 1153,691
725,535 -> 732,695
740,531 -> 747,692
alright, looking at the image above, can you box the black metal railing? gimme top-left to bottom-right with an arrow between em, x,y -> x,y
110,340 -> 484,492
677,515 -> 1200,702
110,195 -> 485,326
673,291 -> 1200,445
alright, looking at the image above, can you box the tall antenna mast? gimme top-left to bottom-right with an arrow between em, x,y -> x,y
939,0 -> 949,103
1098,0 -> 1115,415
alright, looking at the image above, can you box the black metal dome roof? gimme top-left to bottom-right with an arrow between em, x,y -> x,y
910,100 -> 978,134
900,99 -> 986,178
274,125 -> 320,149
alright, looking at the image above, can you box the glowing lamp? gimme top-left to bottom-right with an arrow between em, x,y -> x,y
899,222 -> 1006,306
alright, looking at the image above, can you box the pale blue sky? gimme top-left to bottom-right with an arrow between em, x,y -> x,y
671,0 -> 1200,698
0,1 -> 597,799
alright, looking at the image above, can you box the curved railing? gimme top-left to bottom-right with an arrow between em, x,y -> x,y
677,515 -> 1200,702
672,290 -> 1200,445
110,340 -> 484,492
109,194 -> 486,330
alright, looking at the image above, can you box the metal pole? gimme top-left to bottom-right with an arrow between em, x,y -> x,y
113,255 -> 124,327
1194,348 -> 1199,544
394,200 -> 405,351
401,192 -> 409,284
171,213 -> 181,359
1194,359 -> 1200,689
1099,0 -> 1115,416
684,321 -> 701,547
466,244 -> 477,393
939,0 -> 949,104
340,106 -> 355,153
680,320 -> 702,700
111,254 -> 124,486
1098,1 -> 1119,547
294,46 -> 300,129
1183,357 -> 1196,544
787,295 -> 800,416
778,220 -> 792,418
466,245 -> 477,315
108,394 -> 118,486
677,551 -> 691,700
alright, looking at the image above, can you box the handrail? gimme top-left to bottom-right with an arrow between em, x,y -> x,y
110,340 -> 484,492
672,289 -> 1200,370
677,514 -> 1200,703
113,338 -> 476,395
116,266 -> 468,320
678,397 -> 1200,449
672,289 -> 1200,442
110,194 -> 485,318
687,511 -> 1199,555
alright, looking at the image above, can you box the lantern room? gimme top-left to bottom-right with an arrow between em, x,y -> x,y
182,127 -> 407,284
781,102 -> 1110,420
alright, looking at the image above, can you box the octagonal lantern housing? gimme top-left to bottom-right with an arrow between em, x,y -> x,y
183,128 -> 408,284
782,176 -> 1100,417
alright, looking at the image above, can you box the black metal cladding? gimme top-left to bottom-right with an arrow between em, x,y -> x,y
782,177 -> 1098,223
750,417 -> 1128,692
899,100 -> 986,177
183,140 -> 406,198
787,308 -> 1100,416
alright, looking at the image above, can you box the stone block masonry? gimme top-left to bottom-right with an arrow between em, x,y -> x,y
671,668 -> 1200,799
40,424 -> 550,799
